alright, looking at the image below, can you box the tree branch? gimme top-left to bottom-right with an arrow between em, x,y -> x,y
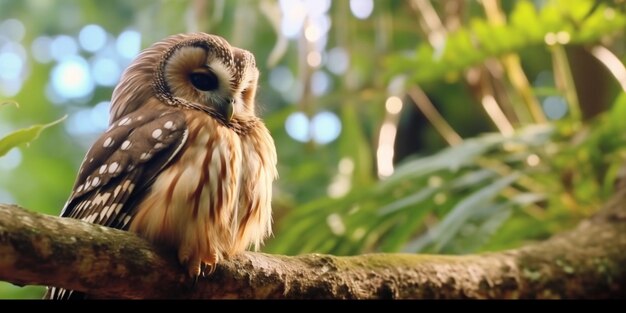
1,186 -> 626,298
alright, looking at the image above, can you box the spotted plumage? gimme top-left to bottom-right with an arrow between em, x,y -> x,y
45,33 -> 278,299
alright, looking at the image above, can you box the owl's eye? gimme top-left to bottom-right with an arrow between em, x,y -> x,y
189,71 -> 219,91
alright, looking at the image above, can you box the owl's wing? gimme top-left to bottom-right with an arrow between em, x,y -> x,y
46,108 -> 189,299
60,108 -> 188,229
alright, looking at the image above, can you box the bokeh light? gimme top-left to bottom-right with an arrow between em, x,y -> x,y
0,51 -> 24,80
50,35 -> 79,61
0,19 -> 25,42
543,96 -> 568,120
326,47 -> 349,75
90,101 -> 111,129
311,70 -> 331,96
66,100 -> 109,136
116,30 -> 141,59
0,40 -> 27,96
79,24 -> 107,52
349,0 -> 374,20
269,66 -> 294,93
285,111 -> 310,142
307,51 -> 322,67
51,56 -> 94,99
385,96 -> 403,114
302,0 -> 331,16
31,36 -> 53,63
91,57 -> 121,86
311,111 -> 341,144
279,0 -> 307,39
304,24 -> 321,42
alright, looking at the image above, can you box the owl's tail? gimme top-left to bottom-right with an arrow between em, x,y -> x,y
43,287 -> 87,300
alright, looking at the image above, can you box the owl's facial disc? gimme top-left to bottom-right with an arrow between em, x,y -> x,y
155,35 -> 259,125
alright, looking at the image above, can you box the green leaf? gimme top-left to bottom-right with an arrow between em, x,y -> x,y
447,202 -> 511,253
1,100 -> 20,108
380,133 -> 504,189
378,200 -> 434,252
0,115 -> 67,157
403,174 -> 520,253
609,92 -> 626,131
339,103 -> 375,188
511,0 -> 543,41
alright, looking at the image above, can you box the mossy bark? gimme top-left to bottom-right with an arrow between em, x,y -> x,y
0,187 -> 625,299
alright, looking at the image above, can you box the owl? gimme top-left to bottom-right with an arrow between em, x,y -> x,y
45,33 -> 278,299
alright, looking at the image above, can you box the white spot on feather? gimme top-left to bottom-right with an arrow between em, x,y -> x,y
113,185 -> 122,197
121,140 -> 132,150
122,215 -> 132,227
122,179 -> 131,192
114,203 -> 123,215
100,205 -> 111,221
152,128 -> 163,139
109,162 -> 119,174
103,137 -> 114,148
118,117 -> 131,126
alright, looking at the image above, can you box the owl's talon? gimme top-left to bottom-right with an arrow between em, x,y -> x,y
191,274 -> 200,288
200,263 -> 216,277
200,263 -> 208,277
199,263 -> 205,277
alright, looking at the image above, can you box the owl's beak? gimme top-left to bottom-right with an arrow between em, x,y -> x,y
217,99 -> 235,122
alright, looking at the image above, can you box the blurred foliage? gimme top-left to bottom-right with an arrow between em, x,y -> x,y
2,0 -> 626,299
0,112 -> 65,157
388,0 -> 626,84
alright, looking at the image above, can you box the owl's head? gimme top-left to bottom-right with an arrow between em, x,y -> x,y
110,33 -> 259,125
